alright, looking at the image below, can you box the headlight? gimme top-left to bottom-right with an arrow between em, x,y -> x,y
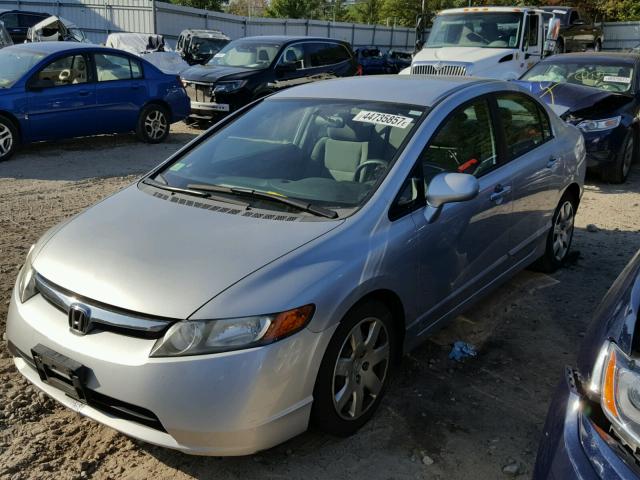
17,244 -> 37,303
150,304 -> 315,357
213,80 -> 247,94
593,342 -> 640,448
577,116 -> 621,132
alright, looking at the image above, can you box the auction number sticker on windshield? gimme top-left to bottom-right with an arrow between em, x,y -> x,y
353,110 -> 413,129
603,75 -> 631,84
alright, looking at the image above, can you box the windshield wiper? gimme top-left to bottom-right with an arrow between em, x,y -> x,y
187,183 -> 339,219
142,178 -> 249,207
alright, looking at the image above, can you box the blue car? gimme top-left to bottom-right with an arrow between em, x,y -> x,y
534,249 -> 640,479
0,42 -> 190,162
519,52 -> 640,184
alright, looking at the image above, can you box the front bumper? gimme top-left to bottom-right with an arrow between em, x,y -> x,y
6,286 -> 333,456
580,127 -> 627,169
534,368 -> 639,479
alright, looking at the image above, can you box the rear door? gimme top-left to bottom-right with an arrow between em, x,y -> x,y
495,92 -> 562,264
304,41 -> 355,77
92,52 -> 148,133
26,52 -> 97,141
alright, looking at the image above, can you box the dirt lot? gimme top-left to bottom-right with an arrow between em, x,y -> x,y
1,124 -> 639,480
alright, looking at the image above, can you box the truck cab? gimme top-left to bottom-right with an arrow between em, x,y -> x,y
407,7 -> 558,80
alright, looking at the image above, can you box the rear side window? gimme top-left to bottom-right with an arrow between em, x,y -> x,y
496,93 -> 546,159
0,13 -> 18,28
19,13 -> 47,28
95,53 -> 143,81
305,42 -> 351,67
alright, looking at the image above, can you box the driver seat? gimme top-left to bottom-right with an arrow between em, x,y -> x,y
310,119 -> 373,181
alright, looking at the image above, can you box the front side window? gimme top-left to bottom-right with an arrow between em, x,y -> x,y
0,48 -> 45,88
420,99 -> 497,184
208,40 -> 280,69
37,54 -> 88,87
154,99 -> 425,212
278,43 -> 305,70
427,12 -> 524,49
496,93 -> 545,159
522,61 -> 635,94
525,14 -> 538,49
20,14 -> 46,28
95,53 -> 140,81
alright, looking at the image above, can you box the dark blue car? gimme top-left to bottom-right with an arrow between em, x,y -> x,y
534,249 -> 640,479
0,42 -> 190,162
519,52 -> 640,183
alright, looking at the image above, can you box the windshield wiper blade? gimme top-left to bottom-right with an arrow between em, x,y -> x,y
142,178 -> 249,207
187,183 -> 339,219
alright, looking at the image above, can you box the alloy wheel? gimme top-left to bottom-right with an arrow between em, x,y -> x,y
553,200 -> 575,262
144,110 -> 168,140
0,123 -> 13,158
332,317 -> 390,420
622,136 -> 634,180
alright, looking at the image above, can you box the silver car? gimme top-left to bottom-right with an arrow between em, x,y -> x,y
6,75 -> 586,455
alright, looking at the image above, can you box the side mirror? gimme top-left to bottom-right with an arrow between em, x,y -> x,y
424,172 -> 479,223
27,78 -> 55,91
544,17 -> 562,54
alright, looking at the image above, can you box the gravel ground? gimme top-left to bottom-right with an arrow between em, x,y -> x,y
1,124 -> 639,480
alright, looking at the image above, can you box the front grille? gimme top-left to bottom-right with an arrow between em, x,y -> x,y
8,341 -> 166,432
185,82 -> 211,102
411,63 -> 467,76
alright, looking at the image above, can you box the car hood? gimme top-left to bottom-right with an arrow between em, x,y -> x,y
32,184 -> 342,319
180,65 -> 259,83
513,81 -> 634,120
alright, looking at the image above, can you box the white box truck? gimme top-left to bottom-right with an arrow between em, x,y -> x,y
404,6 -> 561,80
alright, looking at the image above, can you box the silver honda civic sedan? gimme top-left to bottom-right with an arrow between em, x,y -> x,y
6,75 -> 586,455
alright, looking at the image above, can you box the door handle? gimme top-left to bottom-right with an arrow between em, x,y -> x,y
490,184 -> 512,203
547,156 -> 559,169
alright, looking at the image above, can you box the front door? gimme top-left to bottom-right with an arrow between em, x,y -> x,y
409,97 -> 515,335
26,53 -> 96,142
523,13 -> 542,71
92,52 -> 148,133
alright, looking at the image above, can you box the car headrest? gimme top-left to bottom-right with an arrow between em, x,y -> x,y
258,49 -> 270,62
285,50 -> 297,63
328,119 -> 374,142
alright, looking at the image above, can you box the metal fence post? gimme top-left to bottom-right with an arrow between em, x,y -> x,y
372,24 -> 376,45
351,23 -> 355,46
151,0 -> 157,34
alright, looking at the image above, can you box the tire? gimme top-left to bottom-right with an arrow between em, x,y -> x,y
311,299 -> 397,436
602,131 -> 634,184
136,104 -> 170,144
0,115 -> 18,162
534,193 -> 577,273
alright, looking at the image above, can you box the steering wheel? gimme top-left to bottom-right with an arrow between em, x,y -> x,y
353,160 -> 387,182
58,69 -> 71,83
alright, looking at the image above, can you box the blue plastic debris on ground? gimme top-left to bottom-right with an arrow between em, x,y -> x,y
449,341 -> 478,361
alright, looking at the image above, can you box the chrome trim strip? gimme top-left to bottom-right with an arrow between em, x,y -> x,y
35,273 -> 171,334
190,101 -> 230,111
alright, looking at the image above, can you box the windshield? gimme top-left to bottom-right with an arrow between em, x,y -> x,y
192,37 -> 229,56
522,62 -> 635,94
427,12 -> 523,49
207,40 -> 281,69
0,49 -> 45,88
153,98 -> 424,212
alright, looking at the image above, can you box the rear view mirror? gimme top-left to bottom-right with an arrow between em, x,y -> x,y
424,172 -> 479,223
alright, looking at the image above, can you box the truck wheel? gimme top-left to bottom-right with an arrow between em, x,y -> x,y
554,38 -> 565,55
602,131 -> 634,184
137,104 -> 170,144
0,116 -> 18,162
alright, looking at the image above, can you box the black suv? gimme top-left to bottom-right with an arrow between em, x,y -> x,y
175,29 -> 231,65
181,36 -> 358,122
0,9 -> 49,43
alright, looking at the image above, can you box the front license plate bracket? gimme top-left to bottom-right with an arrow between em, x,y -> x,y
31,344 -> 89,402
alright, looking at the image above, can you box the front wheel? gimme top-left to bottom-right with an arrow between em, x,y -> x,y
0,116 -> 18,162
534,194 -> 577,273
136,104 -> 170,144
602,131 -> 634,184
311,299 -> 396,436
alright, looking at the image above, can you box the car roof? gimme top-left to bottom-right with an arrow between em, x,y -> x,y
439,6 -> 547,14
540,52 -> 640,65
539,6 -> 572,10
4,42 -> 98,54
238,35 -> 347,44
271,75 -> 493,107
0,9 -> 49,15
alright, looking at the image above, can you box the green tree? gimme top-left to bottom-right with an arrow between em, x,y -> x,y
348,0 -> 384,24
226,0 -> 268,16
169,0 -> 224,12
266,0 -> 324,19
